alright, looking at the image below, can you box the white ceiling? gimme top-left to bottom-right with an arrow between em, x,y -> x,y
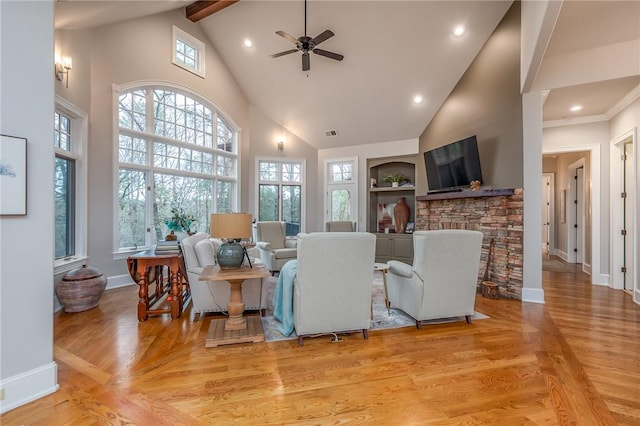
55,1 -> 640,148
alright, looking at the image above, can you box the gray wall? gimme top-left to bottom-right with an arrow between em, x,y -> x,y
417,2 -> 523,194
0,0 -> 58,412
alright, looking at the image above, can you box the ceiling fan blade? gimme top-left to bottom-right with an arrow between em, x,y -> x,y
276,30 -> 298,44
302,52 -> 310,71
313,48 -> 344,61
269,49 -> 299,58
310,30 -> 334,46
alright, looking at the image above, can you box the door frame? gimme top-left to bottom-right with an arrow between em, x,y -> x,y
324,157 -> 359,226
610,128 -> 638,304
542,173 -> 555,256
567,160 -> 585,265
543,143 -> 605,285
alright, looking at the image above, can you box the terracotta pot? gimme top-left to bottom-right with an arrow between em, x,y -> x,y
393,197 -> 410,233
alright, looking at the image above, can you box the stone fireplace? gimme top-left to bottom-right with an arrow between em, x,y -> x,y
415,188 -> 524,299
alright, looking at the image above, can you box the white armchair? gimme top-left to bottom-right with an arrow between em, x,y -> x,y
255,221 -> 297,274
181,232 -> 275,321
293,232 -> 376,345
386,230 -> 483,329
325,221 -> 357,232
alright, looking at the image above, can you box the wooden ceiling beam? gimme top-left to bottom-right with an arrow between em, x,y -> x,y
186,1 -> 239,22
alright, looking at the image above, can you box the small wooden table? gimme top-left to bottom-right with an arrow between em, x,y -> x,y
374,262 -> 390,316
127,250 -> 191,321
199,265 -> 270,348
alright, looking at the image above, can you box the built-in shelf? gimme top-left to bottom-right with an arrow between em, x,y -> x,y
369,186 -> 415,193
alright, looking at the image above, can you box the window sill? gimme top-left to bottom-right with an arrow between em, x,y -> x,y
54,256 -> 89,276
113,247 -> 151,261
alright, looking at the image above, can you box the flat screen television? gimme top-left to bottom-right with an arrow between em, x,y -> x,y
424,135 -> 483,193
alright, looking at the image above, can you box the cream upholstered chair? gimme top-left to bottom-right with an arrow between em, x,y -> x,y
386,230 -> 483,329
255,221 -> 297,274
293,232 -> 376,345
325,221 -> 357,232
180,232 -> 274,321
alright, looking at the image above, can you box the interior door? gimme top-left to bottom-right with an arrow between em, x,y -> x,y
542,174 -> 553,258
623,142 -> 634,292
328,184 -> 355,222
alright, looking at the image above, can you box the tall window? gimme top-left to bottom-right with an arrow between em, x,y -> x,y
117,86 -> 238,250
172,26 -> 205,78
54,97 -> 87,271
326,159 -> 357,223
54,111 -> 75,259
257,159 -> 304,236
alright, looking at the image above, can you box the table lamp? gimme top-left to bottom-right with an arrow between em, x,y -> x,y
210,213 -> 253,269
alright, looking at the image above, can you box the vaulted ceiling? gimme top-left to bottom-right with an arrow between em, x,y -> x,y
55,1 -> 640,149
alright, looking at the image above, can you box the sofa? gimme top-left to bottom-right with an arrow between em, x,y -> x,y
181,232 -> 275,321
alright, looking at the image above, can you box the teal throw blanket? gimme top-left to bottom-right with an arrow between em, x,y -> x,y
273,260 -> 297,336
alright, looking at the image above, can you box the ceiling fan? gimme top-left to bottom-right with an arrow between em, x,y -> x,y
269,0 -> 344,71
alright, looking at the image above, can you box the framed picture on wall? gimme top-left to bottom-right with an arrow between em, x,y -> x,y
0,134 -> 27,216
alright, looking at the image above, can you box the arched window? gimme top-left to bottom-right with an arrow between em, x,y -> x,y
116,85 -> 238,250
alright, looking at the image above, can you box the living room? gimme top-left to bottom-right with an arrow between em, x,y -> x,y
1,0 -> 639,421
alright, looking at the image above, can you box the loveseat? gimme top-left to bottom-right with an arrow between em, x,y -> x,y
181,232 -> 275,321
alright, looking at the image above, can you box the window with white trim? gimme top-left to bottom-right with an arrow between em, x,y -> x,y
54,97 -> 87,271
326,159 -> 357,223
117,86 -> 238,251
172,26 -> 205,78
257,159 -> 304,236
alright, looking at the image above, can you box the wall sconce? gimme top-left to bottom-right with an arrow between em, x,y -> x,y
277,139 -> 285,152
55,55 -> 73,88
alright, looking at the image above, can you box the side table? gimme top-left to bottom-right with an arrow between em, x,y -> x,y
374,262 -> 390,316
199,265 -> 270,348
127,250 -> 191,321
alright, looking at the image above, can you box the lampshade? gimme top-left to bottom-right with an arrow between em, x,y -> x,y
210,213 -> 252,240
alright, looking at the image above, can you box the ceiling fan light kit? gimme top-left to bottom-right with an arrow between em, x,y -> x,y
270,0 -> 344,71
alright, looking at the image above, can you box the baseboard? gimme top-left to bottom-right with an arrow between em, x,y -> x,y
521,287 -> 545,304
592,273 -> 610,286
582,262 -> 592,275
555,249 -> 569,262
107,273 -> 135,290
0,362 -> 59,414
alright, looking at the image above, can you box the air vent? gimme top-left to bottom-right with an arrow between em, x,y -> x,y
324,130 -> 338,137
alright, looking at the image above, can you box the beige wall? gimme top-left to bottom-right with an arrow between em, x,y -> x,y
417,2 -> 523,195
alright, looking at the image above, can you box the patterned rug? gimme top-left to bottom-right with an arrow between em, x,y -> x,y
261,274 -> 488,342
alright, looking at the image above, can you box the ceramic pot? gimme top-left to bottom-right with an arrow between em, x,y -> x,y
393,197 -> 410,234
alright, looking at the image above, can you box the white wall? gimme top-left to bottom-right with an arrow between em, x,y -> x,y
0,0 -> 59,413
318,139 -> 419,233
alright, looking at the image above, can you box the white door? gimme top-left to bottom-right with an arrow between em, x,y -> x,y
623,142 -> 635,293
328,185 -> 355,222
576,167 -> 584,264
542,174 -> 554,257
325,159 -> 358,225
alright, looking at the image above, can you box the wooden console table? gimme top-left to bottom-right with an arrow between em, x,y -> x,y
199,265 -> 270,348
127,250 -> 191,321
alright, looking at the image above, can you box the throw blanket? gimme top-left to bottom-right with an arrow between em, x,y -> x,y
273,260 -> 298,336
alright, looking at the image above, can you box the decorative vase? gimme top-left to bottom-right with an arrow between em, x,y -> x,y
392,182 -> 399,188
393,197 -> 410,234
55,265 -> 107,312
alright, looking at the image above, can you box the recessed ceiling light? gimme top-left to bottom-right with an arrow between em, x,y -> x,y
569,105 -> 583,112
413,95 -> 423,104
243,38 -> 253,48
453,25 -> 466,37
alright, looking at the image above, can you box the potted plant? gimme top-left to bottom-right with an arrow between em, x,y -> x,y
383,173 -> 410,188
164,207 -> 196,234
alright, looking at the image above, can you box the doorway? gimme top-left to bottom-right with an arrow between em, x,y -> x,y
542,173 -> 555,258
567,160 -> 585,265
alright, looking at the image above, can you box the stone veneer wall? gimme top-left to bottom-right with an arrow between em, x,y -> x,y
415,188 -> 524,299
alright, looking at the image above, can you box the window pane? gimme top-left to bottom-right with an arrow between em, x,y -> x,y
259,184 -> 279,221
216,180 -> 232,213
154,173 -> 213,241
55,156 -> 75,258
119,91 -> 146,131
331,189 -> 351,221
259,161 -> 278,181
216,155 -> 234,177
216,116 -> 233,152
282,185 -> 301,236
119,135 -> 147,165
330,162 -> 352,182
54,112 -> 71,151
154,89 -> 213,147
282,163 -> 301,182
118,169 -> 147,248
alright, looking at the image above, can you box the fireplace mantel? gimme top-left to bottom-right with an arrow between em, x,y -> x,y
416,188 -> 515,202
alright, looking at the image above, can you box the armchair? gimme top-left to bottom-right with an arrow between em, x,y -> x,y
293,232 -> 376,345
255,221 -> 297,274
325,221 -> 357,232
180,232 -> 275,321
386,230 -> 483,329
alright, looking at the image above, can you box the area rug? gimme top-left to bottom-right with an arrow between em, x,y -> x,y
261,274 -> 488,342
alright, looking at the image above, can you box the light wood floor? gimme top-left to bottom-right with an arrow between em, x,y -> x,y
3,264 -> 639,425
